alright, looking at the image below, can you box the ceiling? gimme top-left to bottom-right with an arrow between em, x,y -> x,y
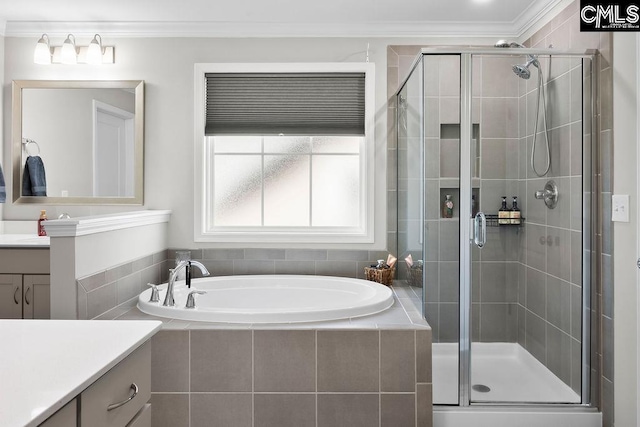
0,0 -> 564,37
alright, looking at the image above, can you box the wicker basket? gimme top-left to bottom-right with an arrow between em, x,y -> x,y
408,265 -> 423,288
364,266 -> 395,286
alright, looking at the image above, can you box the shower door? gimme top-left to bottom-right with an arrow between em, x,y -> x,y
397,48 -> 594,407
467,53 -> 591,405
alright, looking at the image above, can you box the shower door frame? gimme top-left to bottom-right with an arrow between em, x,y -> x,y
396,47 -> 598,408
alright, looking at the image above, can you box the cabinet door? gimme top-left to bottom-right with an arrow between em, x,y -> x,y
0,274 -> 23,319
23,275 -> 50,319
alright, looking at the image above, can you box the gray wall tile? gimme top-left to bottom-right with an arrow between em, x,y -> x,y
526,267 -> 546,317
150,394 -> 189,427
254,394 -> 316,427
546,324 -> 572,386
525,311 -> 546,364
417,383 -> 433,427
317,331 -> 379,392
317,394 -> 379,427
416,329 -> 432,383
151,330 -> 190,393
285,249 -> 327,261
233,260 -> 275,275
87,283 -> 117,319
381,330 -> 415,392
190,330 -> 252,392
254,330 -> 315,392
191,394 -> 252,427
381,394 -> 416,427
546,276 -> 571,333
244,249 -> 285,260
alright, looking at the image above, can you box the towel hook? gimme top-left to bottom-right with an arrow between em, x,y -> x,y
22,138 -> 41,156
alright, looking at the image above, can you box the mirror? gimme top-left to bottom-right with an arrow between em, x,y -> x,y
12,80 -> 144,205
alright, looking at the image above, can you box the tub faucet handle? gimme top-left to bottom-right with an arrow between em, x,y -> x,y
146,283 -> 160,303
186,290 -> 207,309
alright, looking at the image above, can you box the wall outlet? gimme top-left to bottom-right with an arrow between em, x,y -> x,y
611,194 -> 630,222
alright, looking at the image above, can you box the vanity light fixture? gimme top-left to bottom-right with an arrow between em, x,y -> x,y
33,34 -> 52,64
86,34 -> 104,65
33,33 -> 115,65
60,34 -> 77,64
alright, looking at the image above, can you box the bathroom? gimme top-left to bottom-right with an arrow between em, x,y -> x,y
0,0 -> 636,426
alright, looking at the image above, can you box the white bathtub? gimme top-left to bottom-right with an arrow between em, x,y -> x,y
137,275 -> 394,323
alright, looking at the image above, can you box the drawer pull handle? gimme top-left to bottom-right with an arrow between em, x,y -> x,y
14,286 -> 20,305
107,383 -> 139,411
24,286 -> 31,305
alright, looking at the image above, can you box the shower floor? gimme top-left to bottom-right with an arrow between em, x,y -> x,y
433,342 -> 581,404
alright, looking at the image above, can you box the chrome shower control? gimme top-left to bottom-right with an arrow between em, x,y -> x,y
534,180 -> 559,209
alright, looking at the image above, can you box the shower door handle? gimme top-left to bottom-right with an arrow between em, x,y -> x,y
474,212 -> 486,249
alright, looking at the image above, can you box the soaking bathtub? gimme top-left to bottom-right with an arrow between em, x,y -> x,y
137,275 -> 394,323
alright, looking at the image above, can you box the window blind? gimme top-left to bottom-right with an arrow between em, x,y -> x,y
205,73 -> 366,136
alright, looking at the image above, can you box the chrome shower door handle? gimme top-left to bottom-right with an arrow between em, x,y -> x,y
474,212 -> 486,249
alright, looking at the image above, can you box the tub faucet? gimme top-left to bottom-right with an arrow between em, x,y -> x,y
162,260 -> 210,307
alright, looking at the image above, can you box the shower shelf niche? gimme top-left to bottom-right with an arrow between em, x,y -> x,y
483,214 -> 525,227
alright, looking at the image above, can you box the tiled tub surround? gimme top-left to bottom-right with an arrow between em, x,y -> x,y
109,284 -> 432,427
76,250 -> 168,320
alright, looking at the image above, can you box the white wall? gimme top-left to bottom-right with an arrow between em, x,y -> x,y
612,33 -> 639,427
3,35 -> 497,249
0,35 -> 4,220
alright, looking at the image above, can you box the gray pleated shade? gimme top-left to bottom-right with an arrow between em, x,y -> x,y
205,73 -> 366,136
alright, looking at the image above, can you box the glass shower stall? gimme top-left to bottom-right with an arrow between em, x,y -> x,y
396,48 -> 596,406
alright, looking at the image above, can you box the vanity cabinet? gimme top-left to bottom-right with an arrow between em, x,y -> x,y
0,274 -> 50,319
38,341 -> 151,427
0,248 -> 50,319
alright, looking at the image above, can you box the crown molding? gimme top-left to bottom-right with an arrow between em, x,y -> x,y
5,20 -> 520,38
2,0 -> 566,39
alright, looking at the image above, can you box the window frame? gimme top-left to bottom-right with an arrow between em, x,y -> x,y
194,62 -> 375,244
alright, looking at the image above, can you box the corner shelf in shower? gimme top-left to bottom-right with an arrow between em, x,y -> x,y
483,214 -> 525,227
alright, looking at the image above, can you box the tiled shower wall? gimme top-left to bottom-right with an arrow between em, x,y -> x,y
522,1 -> 613,423
515,54 -> 585,395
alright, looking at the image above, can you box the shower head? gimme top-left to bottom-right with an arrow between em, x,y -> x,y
494,39 -> 525,48
511,56 -> 540,80
512,64 -> 531,79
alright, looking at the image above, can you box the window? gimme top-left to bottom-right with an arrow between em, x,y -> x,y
194,63 -> 375,243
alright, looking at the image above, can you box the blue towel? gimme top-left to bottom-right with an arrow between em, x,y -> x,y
0,162 -> 5,203
22,156 -> 47,196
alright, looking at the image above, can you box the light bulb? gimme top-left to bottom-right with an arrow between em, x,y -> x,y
86,34 -> 103,65
33,34 -> 51,65
61,34 -> 77,64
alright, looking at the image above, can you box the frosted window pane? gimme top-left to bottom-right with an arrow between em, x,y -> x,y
264,155 -> 310,226
214,155 -> 262,226
264,136 -> 311,153
312,155 -> 360,227
213,136 -> 262,153
312,136 -> 361,153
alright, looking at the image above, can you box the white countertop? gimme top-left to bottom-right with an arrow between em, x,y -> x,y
0,234 -> 50,248
0,320 -> 162,427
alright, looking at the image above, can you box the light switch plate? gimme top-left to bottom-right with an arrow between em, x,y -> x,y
611,194 -> 630,222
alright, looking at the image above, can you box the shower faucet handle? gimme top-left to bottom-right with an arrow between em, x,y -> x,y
186,290 -> 207,309
534,180 -> 559,209
146,283 -> 160,303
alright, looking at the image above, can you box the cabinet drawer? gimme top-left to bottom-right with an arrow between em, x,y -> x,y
39,398 -> 77,427
127,404 -> 151,427
80,341 -> 151,427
